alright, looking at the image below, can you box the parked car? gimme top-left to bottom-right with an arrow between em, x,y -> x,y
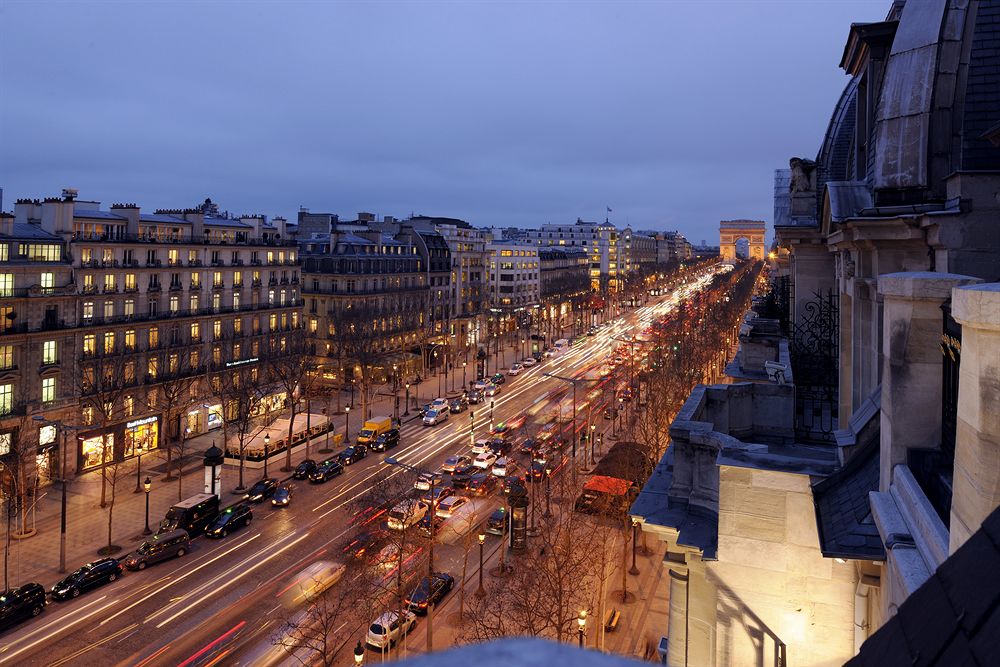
244,477 -> 279,503
293,459 -> 317,480
405,573 -> 455,614
51,558 -> 123,600
431,457 -> 462,476
486,507 -> 508,535
467,473 -> 499,496
0,583 -> 46,630
158,493 -> 219,538
507,363 -> 524,376
309,460 -> 344,483
366,610 -> 417,650
485,384 -> 501,398
435,495 -> 468,518
467,389 -> 484,404
521,357 -> 538,367
490,373 -> 506,385
371,428 -> 400,452
124,529 -> 190,570
423,409 -> 449,426
449,396 -> 468,413
532,351 -> 544,361
205,503 -> 253,538
474,451 -> 498,469
338,444 -> 368,466
271,484 -> 294,507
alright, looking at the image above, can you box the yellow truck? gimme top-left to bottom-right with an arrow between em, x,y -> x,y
357,415 -> 392,445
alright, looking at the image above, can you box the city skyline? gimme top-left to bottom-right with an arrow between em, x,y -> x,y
0,1 -> 885,243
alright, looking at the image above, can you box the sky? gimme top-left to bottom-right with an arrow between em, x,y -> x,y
0,0 -> 886,244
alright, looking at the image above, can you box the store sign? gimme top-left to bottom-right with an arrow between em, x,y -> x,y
126,416 -> 158,429
226,357 -> 259,368
39,424 -> 57,446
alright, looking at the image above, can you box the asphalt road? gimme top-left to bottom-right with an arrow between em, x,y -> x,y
0,266 -> 724,667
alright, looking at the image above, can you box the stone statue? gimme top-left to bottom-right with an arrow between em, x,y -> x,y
789,157 -> 817,193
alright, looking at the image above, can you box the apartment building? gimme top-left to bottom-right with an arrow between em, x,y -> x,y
0,192 -> 300,480
488,241 -> 540,313
538,246 -> 590,339
525,219 -> 621,292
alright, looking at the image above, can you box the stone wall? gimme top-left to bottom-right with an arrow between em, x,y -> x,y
711,466 -> 858,667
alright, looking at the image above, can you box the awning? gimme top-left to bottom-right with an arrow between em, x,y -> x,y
584,475 -> 633,496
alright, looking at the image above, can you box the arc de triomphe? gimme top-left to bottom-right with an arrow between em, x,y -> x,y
719,220 -> 766,262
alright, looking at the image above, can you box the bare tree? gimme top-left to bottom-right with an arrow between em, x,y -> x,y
150,334 -> 203,485
213,362 -> 270,492
99,456 -> 127,556
76,353 -> 134,508
267,329 -> 319,472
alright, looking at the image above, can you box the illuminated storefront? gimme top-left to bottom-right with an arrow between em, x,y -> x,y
78,415 -> 160,473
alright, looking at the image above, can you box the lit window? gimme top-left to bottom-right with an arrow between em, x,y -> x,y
0,274 -> 13,297
83,334 -> 96,355
41,272 -> 54,289
42,340 -> 57,365
41,377 -> 56,403
104,332 -> 115,354
0,383 -> 12,416
0,345 -> 12,370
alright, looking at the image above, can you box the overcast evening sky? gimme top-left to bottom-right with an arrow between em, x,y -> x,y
0,0 -> 885,244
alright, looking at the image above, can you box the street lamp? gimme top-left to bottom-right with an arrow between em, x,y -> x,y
469,411 -> 475,447
32,416 -> 74,573
476,532 -> 486,597
404,382 -> 411,416
462,361 -> 468,389
489,400 -> 495,432
629,518 -> 641,575
142,476 -> 152,535
578,610 -> 587,648
544,466 -> 553,517
262,433 -> 271,477
589,424 -> 597,464
344,405 -> 351,444
353,640 -> 365,665
393,364 -> 400,421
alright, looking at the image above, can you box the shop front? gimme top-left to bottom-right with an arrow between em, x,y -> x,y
78,414 -> 160,474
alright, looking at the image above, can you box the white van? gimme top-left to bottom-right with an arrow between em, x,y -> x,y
279,560 -> 346,609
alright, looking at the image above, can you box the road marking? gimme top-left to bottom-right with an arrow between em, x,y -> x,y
98,577 -> 173,627
0,596 -> 118,664
49,622 -> 139,667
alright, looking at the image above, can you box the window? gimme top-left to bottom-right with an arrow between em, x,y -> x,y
233,317 -> 242,334
213,320 -> 222,340
123,395 -> 134,417
190,348 -> 200,367
190,272 -> 200,288
191,293 -> 199,311
83,301 -> 94,323
168,249 -> 179,265
170,295 -> 179,313
81,406 -> 94,426
42,340 -> 57,365
0,245 -> 6,262
0,345 -> 12,370
41,272 -> 54,290
188,250 -> 197,263
125,360 -> 135,384
147,357 -> 158,379
169,353 -> 179,374
213,271 -> 223,288
0,383 -> 11,416
39,424 -> 56,446
125,273 -> 136,291
124,298 -> 134,317
41,377 -> 55,403
232,341 -> 241,359
104,300 -> 114,318
268,289 -> 275,305
0,274 -> 13,297
212,293 -> 221,312
104,332 -> 115,354
124,329 -> 136,351
149,327 -> 159,349
83,334 -> 96,355
104,274 -> 115,291
233,292 -> 240,308
234,271 -> 242,285
190,322 -> 201,341
212,346 -> 221,364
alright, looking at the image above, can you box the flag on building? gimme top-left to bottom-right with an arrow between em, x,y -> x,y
607,206 -> 613,213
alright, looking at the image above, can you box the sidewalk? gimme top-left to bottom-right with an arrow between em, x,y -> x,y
0,336 -> 525,590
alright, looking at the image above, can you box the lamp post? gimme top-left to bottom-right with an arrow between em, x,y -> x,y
489,400 -> 495,432
404,382 -> 411,416
462,361 -> 468,389
263,433 -> 271,477
469,411 -> 475,447
354,640 -> 365,665
476,532 -> 486,597
629,519 -> 640,575
543,372 -> 597,459
589,424 -> 597,464
344,405 -> 351,444
142,476 -> 152,535
32,416 -> 74,573
578,610 -> 587,648
544,466 -> 553,517
393,364 -> 400,422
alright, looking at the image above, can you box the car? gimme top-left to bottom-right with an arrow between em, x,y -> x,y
450,461 -> 476,477
472,379 -> 489,391
435,495 -> 468,518
467,389 -> 484,404
374,543 -> 409,571
449,397 -> 468,413
371,428 -> 400,452
471,438 -> 490,455
271,484 -> 294,507
338,444 -> 368,465
490,422 -> 511,436
604,408 -> 613,420
521,357 -> 538,367
485,384 -> 501,397
487,437 -> 510,456
422,409 -> 449,426
507,363 -> 524,376
244,477 -> 279,503
450,470 -> 473,490
413,471 -> 444,492
293,459 -> 317,480
366,610 -> 417,650
123,529 -> 190,570
279,561 -> 346,609
205,503 -> 253,538
503,473 -> 528,495
309,459 -> 345,483
519,438 -> 539,456
405,573 -> 455,614
486,507 -> 508,535
491,457 -> 515,477
387,499 -> 428,530
430,397 -> 449,410
416,513 -> 442,537
473,451 -> 498,469
51,558 -> 123,600
620,388 -> 634,402
467,473 -> 499,496
342,527 -> 389,559
421,486 -> 454,508
530,460 -> 548,481
0,583 -> 46,630
490,373 -> 506,385
441,455 -> 471,474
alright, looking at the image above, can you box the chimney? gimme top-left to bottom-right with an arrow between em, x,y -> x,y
0,212 -> 13,236
358,212 -> 376,223
240,214 -> 263,238
40,194 -> 75,235
183,208 -> 205,239
110,203 -> 140,235
272,216 -> 287,238
14,198 -> 42,225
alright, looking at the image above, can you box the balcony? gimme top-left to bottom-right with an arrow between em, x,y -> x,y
169,283 -> 183,292
123,285 -> 139,293
146,260 -> 162,268
82,284 -> 98,295
212,282 -> 225,289
188,259 -> 203,267
102,285 -> 119,294
190,283 -> 203,291
148,283 -> 162,292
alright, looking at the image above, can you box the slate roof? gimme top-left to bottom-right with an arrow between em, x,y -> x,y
204,217 -> 251,228
826,181 -> 874,223
1,223 -> 62,240
846,503 -> 1000,667
139,213 -> 189,224
812,430 -> 885,560
773,169 -> 792,228
74,209 -> 126,220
